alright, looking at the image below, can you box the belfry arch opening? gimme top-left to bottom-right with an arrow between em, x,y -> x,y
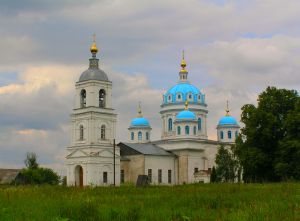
75,165 -> 83,187
80,89 -> 86,108
99,89 -> 106,108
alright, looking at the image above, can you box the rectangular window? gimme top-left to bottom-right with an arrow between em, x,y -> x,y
228,130 -> 232,139
168,170 -> 172,184
103,172 -> 107,184
120,170 -> 124,184
158,169 -> 162,183
194,167 -> 199,174
148,169 -> 152,183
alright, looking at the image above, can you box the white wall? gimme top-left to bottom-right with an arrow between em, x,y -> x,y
217,127 -> 239,143
144,155 -> 177,185
128,127 -> 151,143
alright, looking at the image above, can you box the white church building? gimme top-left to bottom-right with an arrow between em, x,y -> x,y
66,40 -> 240,186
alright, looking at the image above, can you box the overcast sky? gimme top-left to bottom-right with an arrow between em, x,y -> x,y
0,0 -> 299,175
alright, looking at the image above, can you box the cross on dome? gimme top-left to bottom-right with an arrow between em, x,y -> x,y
137,102 -> 143,118
225,100 -> 230,116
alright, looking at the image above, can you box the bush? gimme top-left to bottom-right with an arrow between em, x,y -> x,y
16,167 -> 60,185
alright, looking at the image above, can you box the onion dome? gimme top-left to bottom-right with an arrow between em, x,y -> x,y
218,116 -> 238,125
78,35 -> 109,82
218,101 -> 239,126
130,103 -> 151,127
163,51 -> 205,104
176,101 -> 196,120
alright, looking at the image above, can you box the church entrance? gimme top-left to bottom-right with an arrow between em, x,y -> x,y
75,165 -> 83,187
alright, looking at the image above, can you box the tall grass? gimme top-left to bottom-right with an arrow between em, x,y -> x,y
0,183 -> 299,221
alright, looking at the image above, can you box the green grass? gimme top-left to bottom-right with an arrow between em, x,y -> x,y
0,183 -> 299,221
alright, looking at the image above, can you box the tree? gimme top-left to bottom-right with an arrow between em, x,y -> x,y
215,145 -> 239,182
24,152 -> 38,169
15,152 -> 60,185
210,166 -> 217,183
236,86 -> 299,182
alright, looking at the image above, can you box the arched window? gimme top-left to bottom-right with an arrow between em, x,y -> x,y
99,89 -> 106,108
177,94 -> 181,100
138,131 -> 142,140
193,126 -> 197,135
131,132 -> 134,140
146,132 -> 149,140
188,94 -> 192,100
177,126 -> 181,135
168,95 -> 171,101
80,89 -> 86,108
228,130 -> 232,139
101,125 -> 106,140
79,125 -> 84,140
185,125 -> 190,135
235,131 -> 238,138
198,118 -> 202,131
220,131 -> 224,139
168,118 -> 173,131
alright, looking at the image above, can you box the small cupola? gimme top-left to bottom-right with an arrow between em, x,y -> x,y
217,101 -> 240,143
174,101 -> 198,137
128,103 -> 152,143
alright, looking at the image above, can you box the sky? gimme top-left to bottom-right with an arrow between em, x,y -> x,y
0,0 -> 299,175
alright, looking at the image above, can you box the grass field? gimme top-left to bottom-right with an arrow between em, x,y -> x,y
0,183 -> 299,221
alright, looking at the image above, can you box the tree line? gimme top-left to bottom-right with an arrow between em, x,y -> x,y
212,86 -> 299,183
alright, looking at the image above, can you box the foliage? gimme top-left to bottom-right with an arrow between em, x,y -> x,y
236,86 -> 299,182
18,168 -> 60,185
215,145 -> 240,182
24,152 -> 38,169
14,152 -> 60,185
0,184 -> 299,221
210,166 -> 217,183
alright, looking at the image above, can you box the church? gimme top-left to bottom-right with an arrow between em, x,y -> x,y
66,39 -> 240,186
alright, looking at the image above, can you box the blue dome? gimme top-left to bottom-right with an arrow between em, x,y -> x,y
131,117 -> 150,127
218,116 -> 238,126
163,82 -> 205,104
176,110 -> 196,120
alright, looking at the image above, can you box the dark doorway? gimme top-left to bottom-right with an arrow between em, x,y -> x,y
75,165 -> 83,187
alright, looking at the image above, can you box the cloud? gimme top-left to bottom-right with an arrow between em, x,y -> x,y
195,35 -> 300,90
0,64 -> 164,172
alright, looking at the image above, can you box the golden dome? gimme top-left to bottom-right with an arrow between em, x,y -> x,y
184,100 -> 189,110
90,42 -> 98,53
180,50 -> 187,72
90,34 -> 98,54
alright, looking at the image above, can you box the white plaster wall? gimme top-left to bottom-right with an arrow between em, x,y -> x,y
217,126 -> 239,143
128,127 -> 151,143
74,81 -> 112,109
66,148 -> 120,186
160,103 -> 208,140
144,155 -> 177,185
174,121 -> 198,139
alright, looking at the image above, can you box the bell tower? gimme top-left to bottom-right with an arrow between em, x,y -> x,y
66,36 -> 119,186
